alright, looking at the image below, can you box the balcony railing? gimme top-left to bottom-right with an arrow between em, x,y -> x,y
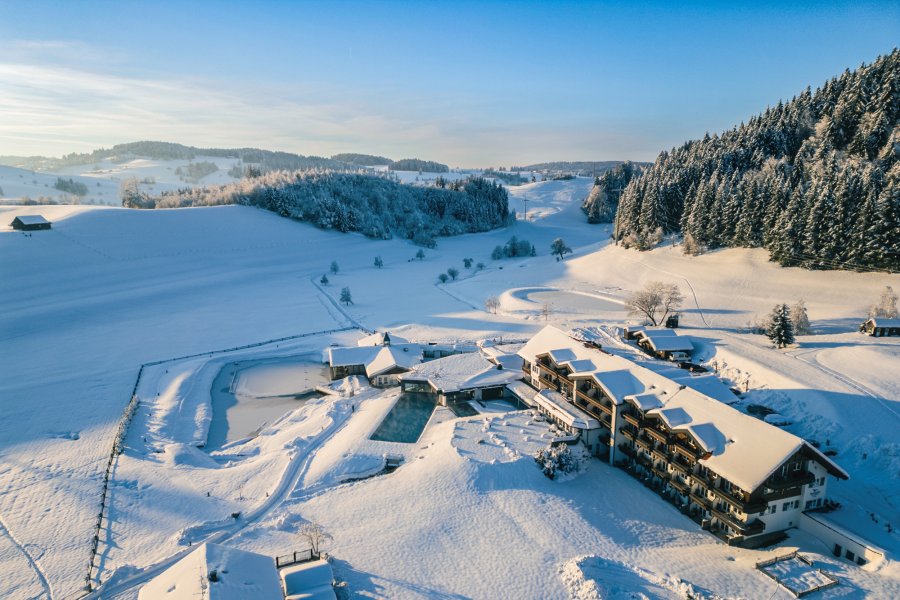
765,470 -> 815,491
712,487 -> 767,515
646,427 -> 668,444
622,412 -> 640,427
575,389 -> 613,415
708,505 -> 765,535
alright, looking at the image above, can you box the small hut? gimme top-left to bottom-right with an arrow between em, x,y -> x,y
861,318 -> 900,337
11,215 -> 51,231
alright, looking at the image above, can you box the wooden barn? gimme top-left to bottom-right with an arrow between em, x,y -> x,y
861,317 -> 900,337
11,215 -> 51,231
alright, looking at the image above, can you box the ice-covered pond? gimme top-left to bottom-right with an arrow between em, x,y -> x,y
207,354 -> 328,448
527,290 -> 624,314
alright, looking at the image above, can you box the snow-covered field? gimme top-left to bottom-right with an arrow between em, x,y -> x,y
1,177 -> 898,599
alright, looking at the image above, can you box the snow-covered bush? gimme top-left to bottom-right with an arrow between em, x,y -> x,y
534,443 -> 577,480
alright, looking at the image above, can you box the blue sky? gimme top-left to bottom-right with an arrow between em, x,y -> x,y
0,1 -> 897,165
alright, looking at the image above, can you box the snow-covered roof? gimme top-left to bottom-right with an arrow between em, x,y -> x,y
638,329 -> 694,352
519,326 -> 848,492
138,543 -> 282,600
640,385 -> 848,492
534,389 -> 601,430
626,393 -> 664,411
479,344 -> 525,371
400,352 -> 519,393
327,343 -> 422,377
867,317 -> 900,328
357,331 -> 410,347
12,215 -> 50,225
366,346 -> 423,377
281,559 -> 336,600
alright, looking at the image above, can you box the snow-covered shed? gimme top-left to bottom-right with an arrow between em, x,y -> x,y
281,559 -> 336,600
634,328 -> 694,361
11,215 -> 51,231
138,543 -> 282,600
399,352 -> 520,404
862,317 -> 900,337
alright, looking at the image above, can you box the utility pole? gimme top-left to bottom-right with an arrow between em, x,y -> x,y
522,193 -> 528,222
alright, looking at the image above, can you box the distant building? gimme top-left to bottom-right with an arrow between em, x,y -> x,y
11,215 -> 51,231
633,328 -> 694,362
861,318 -> 900,337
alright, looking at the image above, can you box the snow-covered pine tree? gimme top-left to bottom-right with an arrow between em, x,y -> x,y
766,303 -> 796,348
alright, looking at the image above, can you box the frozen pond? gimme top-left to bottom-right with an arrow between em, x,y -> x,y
207,354 -> 328,448
528,290 -> 624,314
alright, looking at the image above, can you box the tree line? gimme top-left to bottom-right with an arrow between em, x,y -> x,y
125,171 -> 511,246
613,49 -> 900,272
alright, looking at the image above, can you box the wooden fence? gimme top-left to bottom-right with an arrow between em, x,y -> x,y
275,549 -> 319,568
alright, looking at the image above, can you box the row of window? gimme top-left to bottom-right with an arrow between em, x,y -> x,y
765,499 -> 801,515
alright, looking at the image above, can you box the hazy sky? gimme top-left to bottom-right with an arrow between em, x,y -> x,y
1,1 -> 898,166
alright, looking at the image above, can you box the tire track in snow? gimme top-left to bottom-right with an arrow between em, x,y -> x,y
0,513 -> 52,600
310,277 -> 372,333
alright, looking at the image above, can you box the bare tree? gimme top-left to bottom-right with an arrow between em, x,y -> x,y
626,281 -> 684,326
791,299 -> 811,335
485,295 -> 500,314
869,286 -> 899,318
540,302 -> 553,321
298,522 -> 332,557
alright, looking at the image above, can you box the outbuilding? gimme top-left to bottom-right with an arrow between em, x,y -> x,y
11,215 -> 51,231
861,317 -> 900,337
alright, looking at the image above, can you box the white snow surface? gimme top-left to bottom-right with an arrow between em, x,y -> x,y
1,177 -> 899,599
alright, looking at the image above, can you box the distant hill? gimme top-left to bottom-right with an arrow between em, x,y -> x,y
615,49 -> 900,272
511,161 -> 643,176
330,153 -> 393,166
0,141 -> 346,173
389,158 -> 449,173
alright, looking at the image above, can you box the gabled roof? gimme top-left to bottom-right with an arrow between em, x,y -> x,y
12,215 -> 50,225
138,543 -> 282,600
327,343 -> 422,377
638,329 -> 694,352
400,352 -> 519,393
357,331 -> 410,346
866,317 -> 900,328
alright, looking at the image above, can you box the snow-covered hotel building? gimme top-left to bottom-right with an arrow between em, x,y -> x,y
518,326 -> 848,547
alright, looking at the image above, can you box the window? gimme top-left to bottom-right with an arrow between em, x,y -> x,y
793,462 -> 802,472
793,500 -> 800,509
846,550 -> 856,561
819,477 -> 825,486
768,505 -> 777,514
805,500 -> 815,510
783,502 -> 791,511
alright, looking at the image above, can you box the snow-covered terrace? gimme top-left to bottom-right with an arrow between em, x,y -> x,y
534,389 -> 601,430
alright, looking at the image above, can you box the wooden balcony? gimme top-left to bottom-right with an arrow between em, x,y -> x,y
622,412 -> 640,427
668,477 -> 690,494
646,427 -> 668,444
651,447 -> 669,463
669,455 -> 693,475
712,487 -> 767,515
765,470 -> 815,491
708,505 -> 765,536
575,389 -> 613,415
763,486 -> 803,502
651,465 -> 669,481
619,427 -> 636,442
673,443 -> 698,460
634,436 -> 652,452
537,363 -> 572,383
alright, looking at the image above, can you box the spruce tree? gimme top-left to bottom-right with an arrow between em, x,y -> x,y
766,304 -> 796,348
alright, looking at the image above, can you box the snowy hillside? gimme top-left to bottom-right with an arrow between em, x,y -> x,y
1,178 -> 898,599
